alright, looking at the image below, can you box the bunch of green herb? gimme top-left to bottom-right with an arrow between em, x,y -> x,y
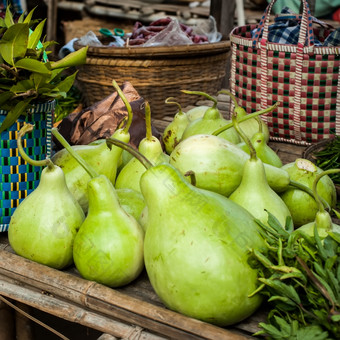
0,6 -> 87,133
314,136 -> 340,186
249,212 -> 340,340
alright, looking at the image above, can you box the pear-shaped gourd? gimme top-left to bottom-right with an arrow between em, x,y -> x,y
162,98 -> 189,154
115,102 -> 169,193
280,159 -> 337,227
220,90 -> 270,142
116,188 -> 145,221
185,105 -> 210,121
8,124 -> 85,269
169,134 -> 290,196
237,117 -> 282,168
106,138 -> 265,326
54,129 -> 144,287
296,169 -> 340,238
51,80 -> 132,212
228,114 -> 291,227
141,163 -> 264,326
180,90 -> 240,144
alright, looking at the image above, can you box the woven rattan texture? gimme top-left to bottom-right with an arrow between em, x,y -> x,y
0,102 -> 54,232
75,43 -> 230,119
230,23 -> 340,145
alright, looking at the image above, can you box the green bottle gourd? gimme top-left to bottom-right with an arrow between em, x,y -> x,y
228,114 -> 291,227
8,124 -> 85,269
219,90 -> 270,142
180,90 -> 240,144
115,102 -> 169,193
280,159 -> 337,227
106,138 -> 265,326
51,80 -> 132,212
162,97 -> 190,154
53,129 -> 144,288
237,117 -> 282,168
185,105 -> 210,122
170,134 -> 290,196
296,169 -> 340,238
116,188 -> 145,221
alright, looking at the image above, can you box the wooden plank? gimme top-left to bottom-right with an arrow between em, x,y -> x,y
0,247 -> 249,340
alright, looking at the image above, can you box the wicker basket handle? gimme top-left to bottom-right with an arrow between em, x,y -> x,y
252,0 -> 314,48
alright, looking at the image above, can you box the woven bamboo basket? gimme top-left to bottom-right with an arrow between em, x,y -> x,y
73,39 -> 231,119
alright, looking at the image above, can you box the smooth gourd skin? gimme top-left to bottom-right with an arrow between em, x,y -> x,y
52,129 -> 130,211
8,166 -> 85,269
141,164 -> 264,326
116,188 -> 145,221
181,108 -> 240,144
229,158 -> 291,227
169,134 -> 290,197
162,111 -> 189,154
280,159 -> 337,227
73,175 -> 144,288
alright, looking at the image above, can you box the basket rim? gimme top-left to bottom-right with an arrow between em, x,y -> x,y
74,39 -> 231,58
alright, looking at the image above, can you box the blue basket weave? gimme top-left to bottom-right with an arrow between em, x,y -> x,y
0,101 -> 55,232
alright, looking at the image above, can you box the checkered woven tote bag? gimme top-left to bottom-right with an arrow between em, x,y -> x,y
0,101 -> 55,232
230,0 -> 340,145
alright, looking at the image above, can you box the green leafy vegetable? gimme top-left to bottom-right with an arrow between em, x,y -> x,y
250,211 -> 340,339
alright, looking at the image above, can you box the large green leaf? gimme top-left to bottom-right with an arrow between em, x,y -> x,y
0,23 -> 29,65
0,99 -> 31,133
28,19 -> 46,50
10,79 -> 35,93
4,6 -> 14,28
50,46 -> 88,70
15,58 -> 51,75
0,91 -> 14,106
31,72 -> 50,90
55,72 -> 77,94
23,7 -> 36,25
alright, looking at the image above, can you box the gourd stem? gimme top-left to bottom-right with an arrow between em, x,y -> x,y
313,169 -> 340,212
256,116 -> 263,133
165,97 -> 183,115
218,89 -> 239,107
181,90 -> 218,109
106,138 -> 153,170
112,80 -> 133,134
184,170 -> 196,186
17,124 -> 53,169
144,102 -> 152,141
232,113 -> 257,159
289,179 -> 331,211
51,128 -> 98,179
212,101 -> 280,136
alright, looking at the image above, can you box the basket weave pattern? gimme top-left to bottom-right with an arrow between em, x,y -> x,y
75,41 -> 230,119
230,0 -> 340,145
0,101 -> 54,232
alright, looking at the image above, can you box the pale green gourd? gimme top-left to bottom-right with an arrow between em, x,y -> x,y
162,98 -> 189,154
180,90 -> 240,144
116,188 -> 145,221
185,105 -> 210,121
53,129 -> 144,288
228,114 -> 291,227
8,124 -> 85,269
169,134 -> 290,196
219,90 -> 270,142
51,80 -> 132,212
106,137 -> 265,326
280,159 -> 337,227
296,169 -> 340,238
237,117 -> 282,168
115,102 -> 169,193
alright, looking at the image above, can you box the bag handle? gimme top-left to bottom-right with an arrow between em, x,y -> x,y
252,0 -> 314,48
